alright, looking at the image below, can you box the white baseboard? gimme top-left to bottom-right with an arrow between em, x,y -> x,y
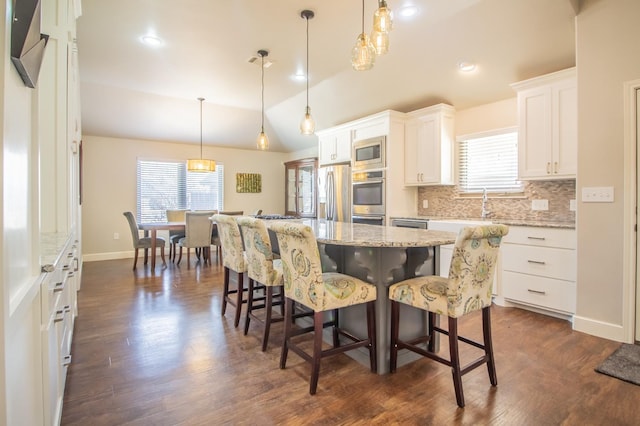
83,251 -> 133,262
572,315 -> 627,343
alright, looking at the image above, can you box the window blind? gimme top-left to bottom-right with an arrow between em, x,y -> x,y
136,159 -> 224,222
458,131 -> 522,194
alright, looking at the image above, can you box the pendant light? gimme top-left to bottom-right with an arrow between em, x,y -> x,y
187,97 -> 216,172
300,9 -> 315,135
371,0 -> 393,55
373,0 -> 393,33
256,49 -> 269,150
351,0 -> 376,71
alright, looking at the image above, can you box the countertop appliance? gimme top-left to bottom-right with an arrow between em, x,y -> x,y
390,218 -> 428,229
317,163 -> 351,222
352,135 -> 385,171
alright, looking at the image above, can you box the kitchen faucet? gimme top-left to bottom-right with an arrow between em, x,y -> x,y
481,188 -> 490,219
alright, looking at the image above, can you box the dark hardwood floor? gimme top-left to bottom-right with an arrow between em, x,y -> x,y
62,258 -> 639,425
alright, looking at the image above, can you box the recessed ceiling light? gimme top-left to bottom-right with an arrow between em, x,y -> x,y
398,5 -> 418,18
140,35 -> 163,47
458,61 -> 477,73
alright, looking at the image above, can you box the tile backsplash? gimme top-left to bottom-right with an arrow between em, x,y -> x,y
417,180 -> 576,223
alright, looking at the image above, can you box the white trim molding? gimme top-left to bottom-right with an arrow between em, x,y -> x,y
623,79 -> 640,343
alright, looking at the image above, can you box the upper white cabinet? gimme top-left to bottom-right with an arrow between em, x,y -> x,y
317,128 -> 352,166
404,104 -> 455,186
511,68 -> 577,180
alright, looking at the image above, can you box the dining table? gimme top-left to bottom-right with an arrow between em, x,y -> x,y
137,221 -> 186,269
265,218 -> 457,374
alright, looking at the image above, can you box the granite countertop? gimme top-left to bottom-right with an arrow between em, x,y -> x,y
40,232 -> 74,270
390,216 -> 575,229
267,218 -> 457,248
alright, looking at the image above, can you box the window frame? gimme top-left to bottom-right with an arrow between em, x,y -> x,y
456,127 -> 523,196
136,157 -> 224,223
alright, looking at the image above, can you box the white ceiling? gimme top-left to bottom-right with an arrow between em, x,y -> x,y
77,0 -> 577,153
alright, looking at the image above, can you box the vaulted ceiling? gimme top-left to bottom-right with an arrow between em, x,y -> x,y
77,0 -> 577,153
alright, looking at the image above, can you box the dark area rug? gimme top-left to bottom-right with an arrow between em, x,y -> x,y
595,343 -> 640,386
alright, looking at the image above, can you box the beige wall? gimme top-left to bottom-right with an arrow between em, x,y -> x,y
574,0 -> 640,340
82,135 -> 291,260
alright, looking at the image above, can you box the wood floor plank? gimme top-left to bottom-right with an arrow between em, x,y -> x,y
62,259 -> 639,425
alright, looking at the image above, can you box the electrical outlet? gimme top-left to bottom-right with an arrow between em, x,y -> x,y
422,199 -> 429,209
113,232 -> 120,240
582,186 -> 614,203
531,199 -> 549,211
569,199 -> 576,211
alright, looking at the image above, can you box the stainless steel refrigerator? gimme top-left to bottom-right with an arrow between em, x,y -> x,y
317,163 -> 351,222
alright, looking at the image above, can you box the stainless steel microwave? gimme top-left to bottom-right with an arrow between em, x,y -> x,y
352,136 -> 385,170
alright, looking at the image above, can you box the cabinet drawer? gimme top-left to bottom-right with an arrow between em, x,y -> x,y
502,271 -> 575,313
502,245 -> 575,281
502,226 -> 575,249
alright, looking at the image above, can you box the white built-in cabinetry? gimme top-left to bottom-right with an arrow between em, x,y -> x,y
317,128 -> 352,166
404,104 -> 455,186
511,67 -> 577,180
316,110 -> 414,224
41,236 -> 78,426
501,226 -> 576,317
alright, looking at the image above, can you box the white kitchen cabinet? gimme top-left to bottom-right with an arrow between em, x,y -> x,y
501,226 -> 576,316
511,67 -> 577,180
404,104 -> 455,186
41,235 -> 78,426
317,128 -> 352,166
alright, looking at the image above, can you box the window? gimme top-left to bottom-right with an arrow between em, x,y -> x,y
136,159 -> 224,222
458,129 -> 522,194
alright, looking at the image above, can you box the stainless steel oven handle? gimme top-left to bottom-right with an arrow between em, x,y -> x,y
352,180 -> 384,185
352,215 -> 384,220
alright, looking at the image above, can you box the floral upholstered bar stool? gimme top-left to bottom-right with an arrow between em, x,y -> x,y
388,224 -> 509,408
236,216 -> 285,351
212,214 -> 248,328
270,221 -> 377,395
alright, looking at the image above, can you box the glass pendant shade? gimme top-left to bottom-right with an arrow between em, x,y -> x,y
300,106 -> 315,135
187,97 -> 216,172
256,130 -> 269,150
351,33 -> 376,71
373,1 -> 393,33
371,29 -> 389,55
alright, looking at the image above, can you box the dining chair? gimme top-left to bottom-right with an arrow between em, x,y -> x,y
123,211 -> 166,270
212,214 -> 248,328
166,209 -> 188,262
388,224 -> 509,408
176,211 -> 215,267
270,221 -> 377,395
237,216 -> 285,351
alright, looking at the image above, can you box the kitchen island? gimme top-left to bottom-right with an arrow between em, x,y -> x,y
267,219 -> 456,374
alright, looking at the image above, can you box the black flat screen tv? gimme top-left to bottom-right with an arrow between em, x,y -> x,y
11,0 -> 49,88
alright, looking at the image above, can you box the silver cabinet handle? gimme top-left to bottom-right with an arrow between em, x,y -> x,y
527,289 -> 547,295
527,236 -> 546,240
62,355 -> 72,366
546,162 -> 551,174
527,260 -> 546,265
53,282 -> 64,292
554,161 -> 558,174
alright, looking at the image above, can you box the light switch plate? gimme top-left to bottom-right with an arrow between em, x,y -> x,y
531,199 -> 549,211
422,199 -> 429,208
582,186 -> 614,203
